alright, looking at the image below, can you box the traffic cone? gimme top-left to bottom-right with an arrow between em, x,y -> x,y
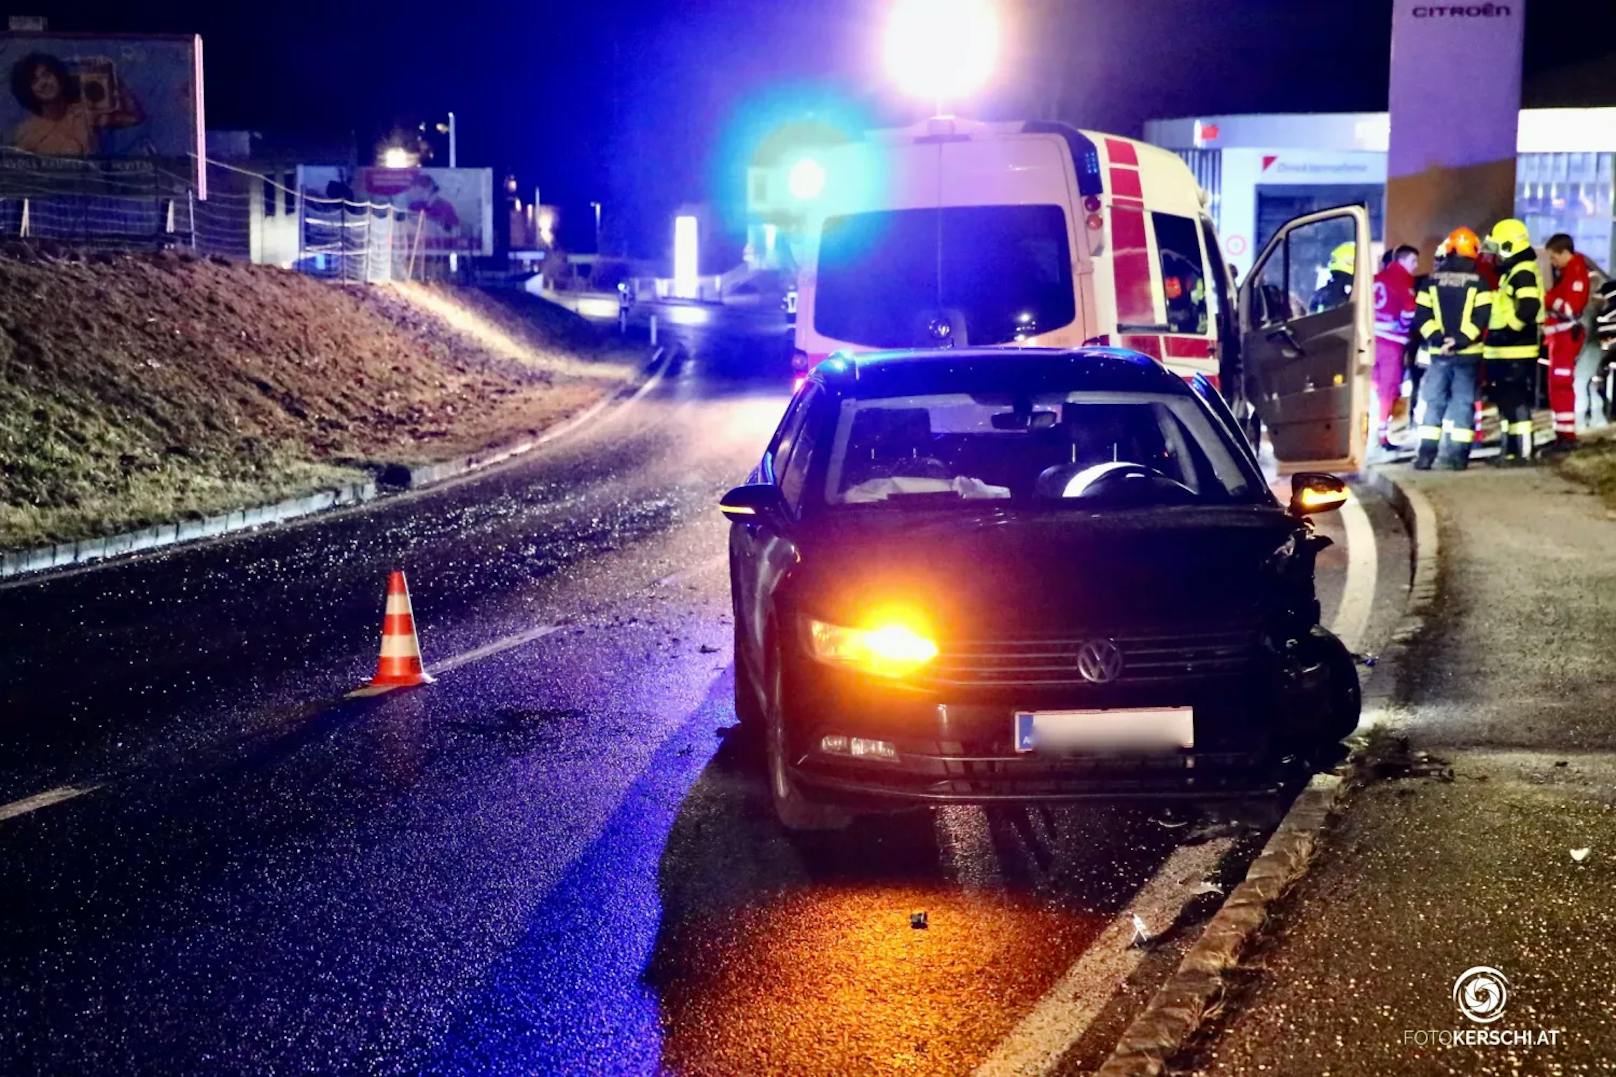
369,569 -> 433,687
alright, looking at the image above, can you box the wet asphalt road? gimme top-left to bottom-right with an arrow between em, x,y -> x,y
0,323 -> 1398,1075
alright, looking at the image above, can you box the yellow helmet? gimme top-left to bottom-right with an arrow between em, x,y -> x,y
1327,241 -> 1356,276
1487,218 -> 1532,258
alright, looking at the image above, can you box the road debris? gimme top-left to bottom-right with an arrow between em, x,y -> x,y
910,910 -> 928,929
1130,913 -> 1152,947
1571,848 -> 1591,862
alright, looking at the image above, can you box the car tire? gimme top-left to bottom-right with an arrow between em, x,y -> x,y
764,646 -> 852,832
1313,626 -> 1361,744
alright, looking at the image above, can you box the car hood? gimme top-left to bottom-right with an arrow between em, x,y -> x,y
794,505 -> 1299,637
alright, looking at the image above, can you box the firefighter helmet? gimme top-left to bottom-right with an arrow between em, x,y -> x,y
1327,241 -> 1356,276
1445,227 -> 1481,259
1487,218 -> 1532,259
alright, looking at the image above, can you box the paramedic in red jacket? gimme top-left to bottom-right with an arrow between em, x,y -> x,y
1543,233 -> 1591,451
1373,244 -> 1420,450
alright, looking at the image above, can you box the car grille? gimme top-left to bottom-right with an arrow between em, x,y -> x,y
925,629 -> 1262,687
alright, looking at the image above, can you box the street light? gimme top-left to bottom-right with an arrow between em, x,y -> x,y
883,0 -> 999,114
787,157 -> 826,202
381,145 -> 413,169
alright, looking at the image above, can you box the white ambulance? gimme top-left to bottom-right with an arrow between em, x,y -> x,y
790,117 -> 1374,472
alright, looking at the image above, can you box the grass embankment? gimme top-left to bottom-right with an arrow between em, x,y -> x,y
1552,429 -> 1616,510
0,248 -> 635,549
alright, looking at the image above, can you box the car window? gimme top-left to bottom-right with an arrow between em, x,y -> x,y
779,390 -> 824,512
1255,215 -> 1357,325
767,385 -> 815,482
814,205 -> 1076,347
1255,244 -> 1293,327
822,390 -> 1258,507
1153,212 -> 1209,335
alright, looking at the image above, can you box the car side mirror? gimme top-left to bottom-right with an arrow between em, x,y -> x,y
1289,472 -> 1348,516
719,483 -> 783,522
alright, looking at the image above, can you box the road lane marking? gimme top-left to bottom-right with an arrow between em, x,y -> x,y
0,783 -> 102,823
432,623 -> 565,675
972,836 -> 1233,1077
1330,490 -> 1377,654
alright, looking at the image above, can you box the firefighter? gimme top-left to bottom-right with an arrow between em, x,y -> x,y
1410,227 -> 1492,470
1373,243 -> 1420,450
1483,218 -> 1544,465
1542,233 -> 1591,452
1309,241 -> 1356,313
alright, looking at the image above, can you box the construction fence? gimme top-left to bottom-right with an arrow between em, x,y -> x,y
0,150 -> 456,283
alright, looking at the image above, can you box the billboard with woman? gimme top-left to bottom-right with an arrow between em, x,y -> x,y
0,33 -> 204,192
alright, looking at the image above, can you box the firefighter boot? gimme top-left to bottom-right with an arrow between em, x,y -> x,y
1414,437 -> 1440,471
1435,441 -> 1472,471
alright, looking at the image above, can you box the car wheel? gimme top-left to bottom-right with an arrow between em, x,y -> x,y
1310,626 -> 1361,744
764,646 -> 852,832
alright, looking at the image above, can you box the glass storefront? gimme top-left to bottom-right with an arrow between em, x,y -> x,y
1516,152 -> 1615,271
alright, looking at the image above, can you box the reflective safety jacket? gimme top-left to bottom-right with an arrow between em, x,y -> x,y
1596,278 -> 1616,347
1412,256 -> 1493,358
1484,249 -> 1544,360
1373,261 -> 1418,345
1545,251 -> 1592,337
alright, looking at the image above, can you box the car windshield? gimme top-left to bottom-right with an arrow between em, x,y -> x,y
814,205 -> 1076,347
823,390 -> 1260,508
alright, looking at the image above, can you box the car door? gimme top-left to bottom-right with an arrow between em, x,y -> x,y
731,386 -> 819,682
1236,205 -> 1372,472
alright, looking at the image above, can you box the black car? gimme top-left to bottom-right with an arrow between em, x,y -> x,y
722,348 -> 1360,830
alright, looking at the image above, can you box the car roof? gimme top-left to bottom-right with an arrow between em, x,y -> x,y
810,347 -> 1199,400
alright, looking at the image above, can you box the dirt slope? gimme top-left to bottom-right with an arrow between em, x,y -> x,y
0,247 -> 633,548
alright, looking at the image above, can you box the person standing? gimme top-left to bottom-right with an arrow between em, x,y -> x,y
1483,218 -> 1545,465
1410,228 -> 1492,470
1541,233 -> 1591,451
1373,244 -> 1420,449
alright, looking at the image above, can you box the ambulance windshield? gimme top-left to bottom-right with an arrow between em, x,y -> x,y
814,204 -> 1076,348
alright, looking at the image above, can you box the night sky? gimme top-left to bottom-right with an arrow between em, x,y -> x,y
26,0 -> 1616,255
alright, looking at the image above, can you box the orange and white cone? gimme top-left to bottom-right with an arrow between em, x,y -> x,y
370,569 -> 433,687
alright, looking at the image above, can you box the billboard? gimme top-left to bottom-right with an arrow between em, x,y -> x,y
0,33 -> 205,193
299,166 -> 495,256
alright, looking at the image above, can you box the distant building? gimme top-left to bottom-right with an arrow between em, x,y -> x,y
1146,110 -> 1616,274
205,129 -> 356,266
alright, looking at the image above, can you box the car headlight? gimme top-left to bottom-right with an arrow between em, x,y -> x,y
805,616 -> 939,678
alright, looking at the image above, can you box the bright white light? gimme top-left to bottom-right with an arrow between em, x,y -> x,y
664,304 -> 711,327
575,296 -> 622,320
884,0 -> 998,106
787,158 -> 826,201
673,214 -> 699,299
381,146 -> 413,169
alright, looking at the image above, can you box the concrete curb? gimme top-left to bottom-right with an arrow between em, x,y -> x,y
0,346 -> 665,583
0,479 -> 377,580
1094,466 -> 1441,1077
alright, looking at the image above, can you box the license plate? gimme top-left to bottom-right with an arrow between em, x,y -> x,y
1013,708 -> 1194,754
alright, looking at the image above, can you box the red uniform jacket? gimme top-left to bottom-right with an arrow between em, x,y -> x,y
1545,251 -> 1591,336
1373,261 -> 1417,345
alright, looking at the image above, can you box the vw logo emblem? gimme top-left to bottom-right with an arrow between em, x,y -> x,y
1076,639 -> 1125,684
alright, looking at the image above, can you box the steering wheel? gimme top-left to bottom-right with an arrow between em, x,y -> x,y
1065,462 -> 1196,503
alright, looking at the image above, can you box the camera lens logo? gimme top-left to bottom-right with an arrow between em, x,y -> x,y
1453,966 -> 1510,1024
